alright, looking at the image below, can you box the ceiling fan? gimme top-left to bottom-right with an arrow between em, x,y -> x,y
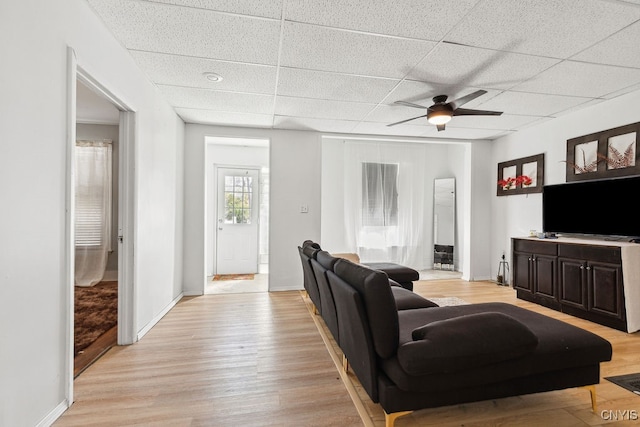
388,89 -> 503,131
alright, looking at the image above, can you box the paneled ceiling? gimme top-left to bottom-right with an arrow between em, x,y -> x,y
86,0 -> 640,140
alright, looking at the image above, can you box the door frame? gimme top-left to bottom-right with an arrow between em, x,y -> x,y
213,165 -> 261,275
66,47 -> 137,405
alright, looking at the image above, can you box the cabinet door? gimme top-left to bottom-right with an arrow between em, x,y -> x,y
533,255 -> 556,298
558,258 -> 587,309
589,262 -> 624,320
513,252 -> 533,294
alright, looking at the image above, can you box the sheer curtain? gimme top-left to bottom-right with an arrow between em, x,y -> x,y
75,140 -> 112,287
343,141 -> 428,269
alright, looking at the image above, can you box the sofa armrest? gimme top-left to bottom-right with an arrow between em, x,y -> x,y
397,312 -> 538,375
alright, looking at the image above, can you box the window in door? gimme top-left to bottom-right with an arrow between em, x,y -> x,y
223,175 -> 253,224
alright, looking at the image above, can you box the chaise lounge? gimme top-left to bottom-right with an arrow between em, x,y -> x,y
299,241 -> 613,427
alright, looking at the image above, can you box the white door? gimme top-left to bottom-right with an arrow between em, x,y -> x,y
216,167 -> 260,274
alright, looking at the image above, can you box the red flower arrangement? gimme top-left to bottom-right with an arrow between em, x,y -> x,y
498,175 -> 532,190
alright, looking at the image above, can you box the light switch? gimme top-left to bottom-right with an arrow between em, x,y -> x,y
300,204 -> 309,213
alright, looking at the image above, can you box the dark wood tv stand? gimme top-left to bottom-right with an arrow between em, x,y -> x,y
512,237 -> 640,333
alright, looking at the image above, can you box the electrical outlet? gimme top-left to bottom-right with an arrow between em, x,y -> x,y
300,204 -> 309,213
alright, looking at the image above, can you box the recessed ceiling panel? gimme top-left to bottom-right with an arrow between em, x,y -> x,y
280,22 -> 436,79
476,91 -> 592,117
572,20 -> 640,68
273,116 -> 358,133
87,0 -> 281,64
130,51 -> 277,94
275,96 -> 376,121
277,67 -> 399,103
175,108 -> 274,127
411,43 -> 560,90
446,0 -> 640,58
149,0 -> 283,18
284,0 -> 478,40
158,85 -> 274,113
512,61 -> 640,98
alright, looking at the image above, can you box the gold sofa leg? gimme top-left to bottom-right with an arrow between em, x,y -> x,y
583,385 -> 597,412
342,354 -> 349,372
385,410 -> 412,427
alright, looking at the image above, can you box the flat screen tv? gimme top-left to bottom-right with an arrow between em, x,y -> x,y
542,175 -> 640,239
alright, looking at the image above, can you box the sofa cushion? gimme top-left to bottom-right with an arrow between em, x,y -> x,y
397,312 -> 538,375
391,287 -> 439,310
364,262 -> 419,283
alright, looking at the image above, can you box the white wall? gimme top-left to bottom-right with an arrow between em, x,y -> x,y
0,1 -> 184,425
184,125 -> 322,294
205,142 -> 269,276
490,89 -> 640,283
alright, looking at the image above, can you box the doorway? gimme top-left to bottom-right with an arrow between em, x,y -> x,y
74,80 -> 120,376
67,47 -> 137,403
204,137 -> 269,294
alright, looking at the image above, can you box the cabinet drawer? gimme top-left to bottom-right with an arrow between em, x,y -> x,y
558,244 -> 621,264
513,239 -> 557,256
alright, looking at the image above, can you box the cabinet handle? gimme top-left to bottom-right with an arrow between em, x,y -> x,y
586,266 -> 591,271
580,265 -> 584,270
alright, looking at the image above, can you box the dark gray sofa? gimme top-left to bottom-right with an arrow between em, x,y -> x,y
319,257 -> 612,426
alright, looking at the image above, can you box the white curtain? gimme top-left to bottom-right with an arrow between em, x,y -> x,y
75,140 -> 112,287
343,141 -> 428,269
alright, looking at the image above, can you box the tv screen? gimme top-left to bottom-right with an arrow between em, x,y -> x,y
542,175 -> 640,238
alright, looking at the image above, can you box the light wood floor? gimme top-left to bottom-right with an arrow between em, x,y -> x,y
55,280 -> 640,426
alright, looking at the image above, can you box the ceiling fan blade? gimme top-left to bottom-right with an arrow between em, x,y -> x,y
387,114 -> 428,127
436,124 -> 446,132
453,107 -> 503,116
449,90 -> 487,109
394,100 -> 428,109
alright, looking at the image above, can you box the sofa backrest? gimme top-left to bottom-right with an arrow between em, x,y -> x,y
333,259 -> 400,359
326,269 -> 379,401
298,245 -> 321,314
311,251 -> 340,342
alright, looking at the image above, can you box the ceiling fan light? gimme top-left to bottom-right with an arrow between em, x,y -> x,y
427,111 -> 452,125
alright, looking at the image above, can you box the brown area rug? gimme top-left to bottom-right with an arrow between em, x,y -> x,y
212,274 -> 255,281
75,281 -> 118,357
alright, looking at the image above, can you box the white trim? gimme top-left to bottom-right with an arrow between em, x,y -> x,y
137,293 -> 184,340
118,111 -> 137,345
36,400 -> 70,427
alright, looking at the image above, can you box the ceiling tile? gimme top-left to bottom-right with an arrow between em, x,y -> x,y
130,51 -> 277,94
158,85 -> 274,113
351,121 -> 432,137
475,91 -> 592,117
148,0 -> 283,18
512,60 -> 640,98
446,0 -> 640,58
87,0 -> 281,64
382,80 -> 502,109
274,96 -> 376,121
280,22 -> 436,78
273,116 -> 358,133
572,20 -> 640,68
424,127 -> 509,140
284,0 -> 478,40
364,104 -> 429,125
175,108 -> 274,127
276,67 -> 400,103
410,42 -> 560,90
447,114 -> 543,131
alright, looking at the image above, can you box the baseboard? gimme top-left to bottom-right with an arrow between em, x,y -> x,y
137,292 -> 183,341
37,400 -> 69,427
